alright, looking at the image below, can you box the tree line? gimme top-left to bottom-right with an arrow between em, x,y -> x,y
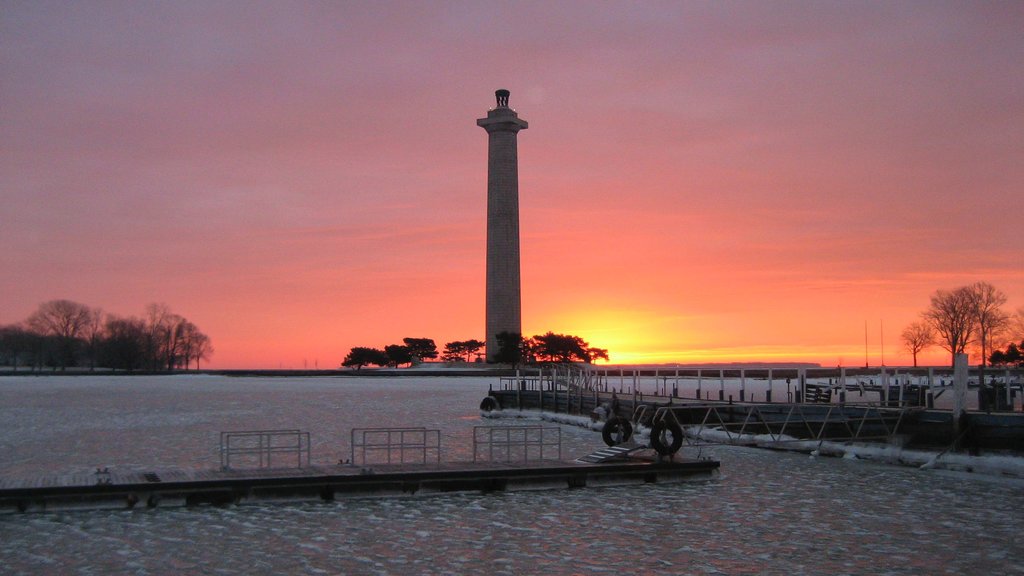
341,332 -> 609,369
491,331 -> 609,367
0,299 -> 213,372
901,281 -> 1023,368
342,337 -> 445,369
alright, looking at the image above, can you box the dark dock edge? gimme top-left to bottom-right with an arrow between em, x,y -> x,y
0,460 -> 720,514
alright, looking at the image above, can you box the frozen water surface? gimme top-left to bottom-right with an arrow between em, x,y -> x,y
1,375 -> 1022,575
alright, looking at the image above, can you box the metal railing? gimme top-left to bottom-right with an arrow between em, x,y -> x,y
473,425 -> 561,463
644,403 -> 913,449
220,429 -> 311,470
350,427 -> 441,466
496,365 -> 1023,412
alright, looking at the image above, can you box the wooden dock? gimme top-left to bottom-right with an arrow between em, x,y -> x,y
0,458 -> 720,514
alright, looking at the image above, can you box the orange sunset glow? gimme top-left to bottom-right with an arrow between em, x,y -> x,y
2,3 -> 1022,369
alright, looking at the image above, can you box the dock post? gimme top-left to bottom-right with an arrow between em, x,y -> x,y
740,370 -> 746,402
719,369 -> 725,402
952,354 -> 968,449
767,368 -> 773,403
566,366 -> 571,413
697,369 -> 703,400
1007,368 -> 1013,410
926,367 -> 935,408
633,370 -> 638,407
798,369 -> 806,403
880,367 -> 888,406
839,367 -> 846,405
895,369 -> 904,407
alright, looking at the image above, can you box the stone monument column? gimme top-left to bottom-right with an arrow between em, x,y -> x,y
477,89 -> 528,361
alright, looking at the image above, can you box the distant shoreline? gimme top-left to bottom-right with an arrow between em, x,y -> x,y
0,368 -> 514,378
3,363 -> 1003,381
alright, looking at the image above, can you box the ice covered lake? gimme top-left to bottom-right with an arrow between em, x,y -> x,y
1,374 -> 1022,575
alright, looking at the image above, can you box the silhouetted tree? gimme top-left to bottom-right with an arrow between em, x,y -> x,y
384,344 -> 413,367
26,299 -> 95,369
532,332 -> 594,363
342,347 -> 388,370
967,282 -> 1009,386
8,300 -> 211,371
402,338 -> 438,363
989,342 -> 1023,367
923,287 -> 975,367
145,303 -> 187,370
177,321 -> 213,370
442,341 -> 466,362
0,324 -> 37,370
492,331 -> 524,367
83,308 -> 105,370
442,339 -> 485,362
1012,307 -> 1024,342
99,316 -> 148,371
462,339 -> 485,362
586,347 -> 610,363
901,320 -> 935,367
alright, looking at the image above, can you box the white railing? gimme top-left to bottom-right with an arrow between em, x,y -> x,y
219,429 -> 311,470
350,427 -> 441,466
472,425 -> 561,463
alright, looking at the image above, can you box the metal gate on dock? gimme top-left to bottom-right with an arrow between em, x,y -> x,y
350,427 -> 441,466
473,425 -> 562,463
220,429 -> 311,470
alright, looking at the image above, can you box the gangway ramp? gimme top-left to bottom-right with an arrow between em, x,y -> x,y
576,444 -> 643,463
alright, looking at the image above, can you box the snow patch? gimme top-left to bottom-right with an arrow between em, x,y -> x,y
689,426 -> 1024,479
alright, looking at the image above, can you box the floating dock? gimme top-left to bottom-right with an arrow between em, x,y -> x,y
486,369 -> 1024,452
0,458 -> 719,514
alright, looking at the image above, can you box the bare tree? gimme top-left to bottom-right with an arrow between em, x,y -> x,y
901,320 -> 935,367
177,321 -> 213,370
83,308 -> 105,370
967,282 -> 1009,392
1011,306 -> 1024,342
26,299 -> 95,369
191,332 -> 213,369
27,299 -> 93,341
923,287 -> 975,367
100,315 -> 148,371
145,303 -> 195,370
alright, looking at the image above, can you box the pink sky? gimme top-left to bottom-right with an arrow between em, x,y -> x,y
2,2 -> 1021,368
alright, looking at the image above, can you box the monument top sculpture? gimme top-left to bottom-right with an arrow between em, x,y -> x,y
495,89 -> 510,108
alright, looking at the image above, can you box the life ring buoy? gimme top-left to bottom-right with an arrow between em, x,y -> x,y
601,417 -> 633,446
649,420 -> 684,456
479,396 -> 501,412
